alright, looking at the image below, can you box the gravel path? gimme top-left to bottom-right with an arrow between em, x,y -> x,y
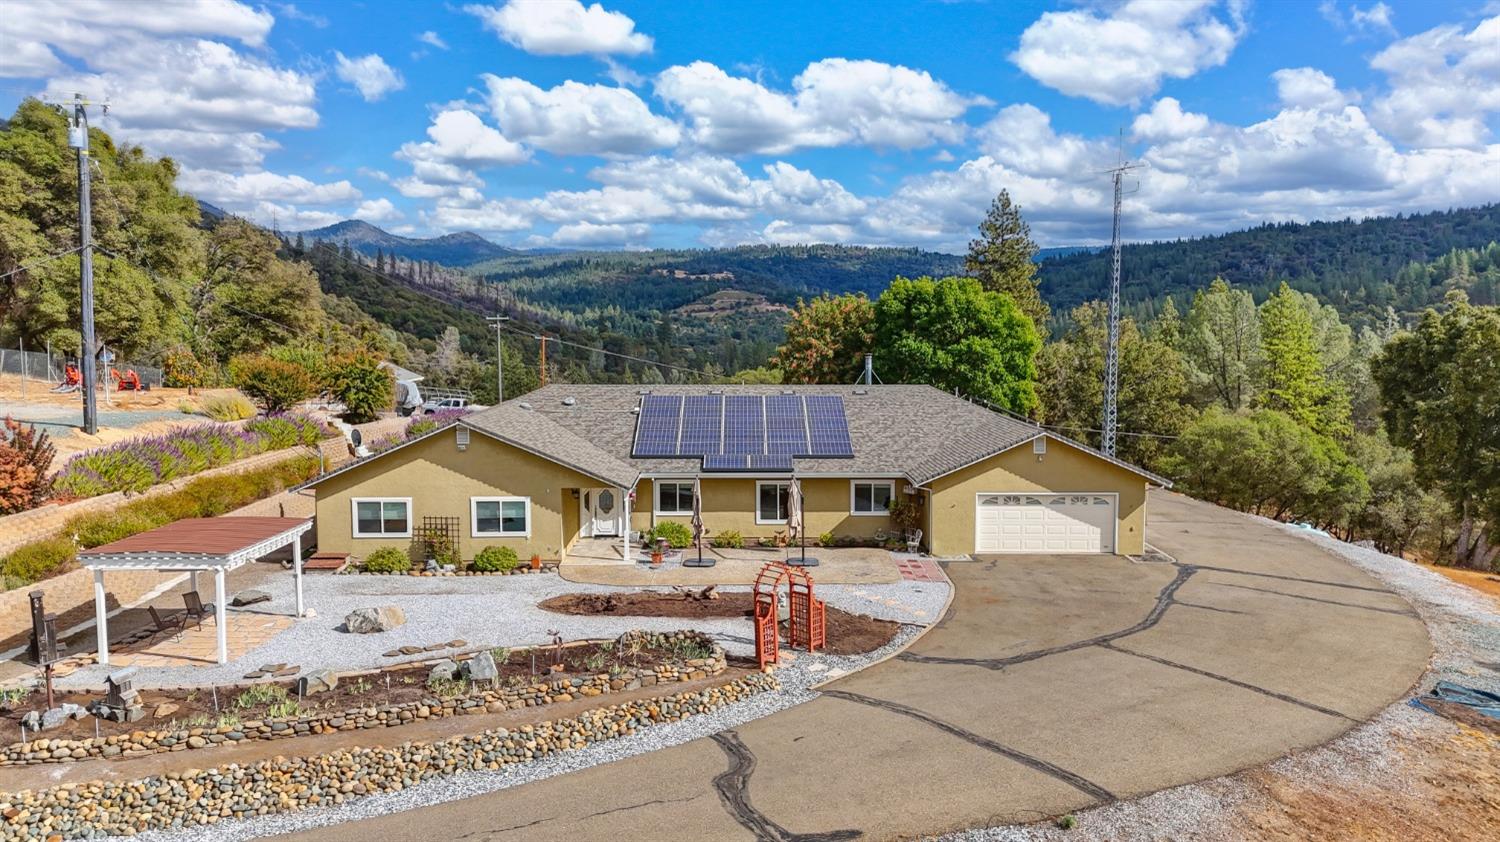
60,572 -> 949,690
941,514 -> 1500,842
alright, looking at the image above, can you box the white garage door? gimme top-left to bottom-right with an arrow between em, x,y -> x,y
975,494 -> 1116,554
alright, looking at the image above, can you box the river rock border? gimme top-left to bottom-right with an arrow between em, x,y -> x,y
348,564 -> 558,577
0,631 -> 727,767
0,671 -> 777,841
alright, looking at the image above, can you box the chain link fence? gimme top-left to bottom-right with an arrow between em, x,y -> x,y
0,346 -> 164,392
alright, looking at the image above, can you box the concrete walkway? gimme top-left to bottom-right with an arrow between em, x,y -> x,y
280,491 -> 1431,841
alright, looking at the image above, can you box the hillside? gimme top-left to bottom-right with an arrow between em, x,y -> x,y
1036,205 -> 1500,326
294,219 -> 516,265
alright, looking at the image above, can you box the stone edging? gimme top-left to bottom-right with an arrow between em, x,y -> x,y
1,633 -> 727,767
0,672 -> 778,841
348,565 -> 559,577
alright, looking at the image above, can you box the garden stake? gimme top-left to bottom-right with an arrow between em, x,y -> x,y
212,686 -> 219,712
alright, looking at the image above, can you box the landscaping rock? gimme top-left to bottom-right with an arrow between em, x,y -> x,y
343,606 -> 406,634
153,703 -> 180,719
467,651 -> 499,683
230,589 -> 272,607
429,659 -> 459,683
298,669 -> 338,696
41,704 -> 88,730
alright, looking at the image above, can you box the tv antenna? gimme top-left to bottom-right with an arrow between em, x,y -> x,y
1099,133 -> 1142,458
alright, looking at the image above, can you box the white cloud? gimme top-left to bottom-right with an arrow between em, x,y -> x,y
1131,97 -> 1211,141
1272,68 -> 1352,111
0,41 -> 64,77
1011,0 -> 1246,106
398,109 -> 529,169
1320,1 -> 1397,37
276,3 -> 328,28
417,31 -> 449,50
549,221 -> 651,246
465,0 -> 652,56
124,128 -> 281,169
178,169 -> 362,206
1367,15 -> 1500,148
354,198 -> 402,222
482,76 -> 680,155
334,52 -> 405,102
978,104 -> 1112,178
655,58 -> 984,154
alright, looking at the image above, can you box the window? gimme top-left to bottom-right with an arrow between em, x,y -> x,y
657,481 -> 695,516
756,481 -> 789,524
352,498 -> 411,538
471,497 -> 530,537
851,481 -> 895,515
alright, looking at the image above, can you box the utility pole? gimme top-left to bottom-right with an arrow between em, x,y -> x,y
70,94 -> 99,435
538,334 -> 548,387
1100,145 -> 1142,458
486,315 -> 510,401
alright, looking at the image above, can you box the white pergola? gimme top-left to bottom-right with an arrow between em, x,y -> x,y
79,517 -> 312,666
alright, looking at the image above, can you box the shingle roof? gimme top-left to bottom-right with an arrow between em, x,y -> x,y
461,402 -> 639,488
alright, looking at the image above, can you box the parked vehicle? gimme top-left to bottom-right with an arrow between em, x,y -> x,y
422,396 -> 469,414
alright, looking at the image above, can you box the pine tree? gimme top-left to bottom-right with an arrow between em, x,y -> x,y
965,190 -> 1049,331
1151,295 -> 1183,349
1257,282 -> 1350,437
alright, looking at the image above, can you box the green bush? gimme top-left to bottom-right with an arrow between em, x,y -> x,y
1,537 -> 76,584
472,545 -> 520,572
328,351 -> 394,423
200,393 -> 256,421
710,529 -> 743,549
645,520 -> 694,549
818,531 -> 836,548
69,508 -> 167,548
362,546 -> 411,573
231,355 -> 318,414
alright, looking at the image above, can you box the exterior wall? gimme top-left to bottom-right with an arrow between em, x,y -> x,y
649,476 -> 907,542
311,428 -> 602,562
925,438 -> 1149,557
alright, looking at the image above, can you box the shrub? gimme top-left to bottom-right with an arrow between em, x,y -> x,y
405,408 -> 469,440
328,351 -> 393,423
710,529 -> 743,549
200,393 -> 256,421
161,347 -> 211,390
1,537 -> 76,585
231,355 -> 318,414
888,496 -> 923,533
0,416 -> 55,514
69,508 -> 166,548
645,520 -> 694,549
362,546 -> 411,573
472,545 -> 520,572
818,531 -> 836,548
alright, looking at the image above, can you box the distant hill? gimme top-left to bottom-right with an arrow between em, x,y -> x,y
294,219 -> 516,265
1036,204 -> 1500,327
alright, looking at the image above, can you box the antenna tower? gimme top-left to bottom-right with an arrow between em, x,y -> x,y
1101,143 -> 1141,458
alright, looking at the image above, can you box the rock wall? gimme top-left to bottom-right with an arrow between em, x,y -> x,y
0,672 -> 778,841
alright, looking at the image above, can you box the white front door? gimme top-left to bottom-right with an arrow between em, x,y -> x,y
590,488 -> 622,537
975,493 -> 1116,554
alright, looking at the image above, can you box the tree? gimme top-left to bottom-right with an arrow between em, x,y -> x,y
873,275 -> 1041,413
771,293 -> 874,384
230,354 -> 317,414
0,416 -> 54,514
1181,278 -> 1261,410
193,218 -> 322,362
729,366 -> 783,384
1256,282 -> 1351,437
1037,302 -> 1193,469
1150,295 -> 1183,349
1349,432 -> 1449,558
329,350 -> 395,423
1372,293 -> 1500,569
965,190 -> 1049,330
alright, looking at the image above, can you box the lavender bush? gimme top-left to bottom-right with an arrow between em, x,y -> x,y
404,408 -> 470,439
54,414 -> 330,498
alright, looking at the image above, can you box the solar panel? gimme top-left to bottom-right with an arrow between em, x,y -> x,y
722,395 -> 765,455
678,394 -> 723,456
703,454 -> 748,471
766,394 -> 808,456
748,453 -> 794,471
632,394 -> 682,457
805,395 -> 854,457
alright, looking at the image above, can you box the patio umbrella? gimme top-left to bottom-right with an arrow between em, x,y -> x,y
786,476 -> 818,567
684,477 -> 714,567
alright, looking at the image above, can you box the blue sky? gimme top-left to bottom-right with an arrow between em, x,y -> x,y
2,0 -> 1497,251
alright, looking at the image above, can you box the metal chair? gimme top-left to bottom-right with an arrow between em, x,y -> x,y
147,605 -> 186,640
182,591 -> 214,631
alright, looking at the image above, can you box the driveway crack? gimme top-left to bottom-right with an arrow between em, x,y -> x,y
1099,643 -> 1355,721
710,730 -> 863,842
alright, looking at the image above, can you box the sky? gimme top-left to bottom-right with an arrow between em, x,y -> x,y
1,0 -> 1497,252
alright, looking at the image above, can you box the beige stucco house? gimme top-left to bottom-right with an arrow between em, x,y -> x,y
298,384 -> 1168,562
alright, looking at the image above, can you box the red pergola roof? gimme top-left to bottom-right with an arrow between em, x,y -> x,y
80,517 -> 311,557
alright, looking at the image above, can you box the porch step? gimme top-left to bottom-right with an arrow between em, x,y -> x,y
303,552 -> 349,572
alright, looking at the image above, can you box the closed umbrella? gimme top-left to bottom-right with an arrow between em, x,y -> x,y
786,476 -> 818,567
684,477 -> 714,567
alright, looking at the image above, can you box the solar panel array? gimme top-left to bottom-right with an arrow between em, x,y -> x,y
631,392 -> 855,470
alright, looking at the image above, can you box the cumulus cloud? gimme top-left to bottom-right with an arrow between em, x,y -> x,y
177,169 -> 361,206
1272,67 -> 1353,111
482,76 -> 679,155
334,52 -> 405,102
1131,97 -> 1211,141
655,58 -> 984,154
978,104 -> 1113,178
549,221 -> 651,246
1367,15 -> 1500,148
465,0 -> 652,56
1011,0 -> 1247,106
398,109 -> 529,169
354,198 -> 402,222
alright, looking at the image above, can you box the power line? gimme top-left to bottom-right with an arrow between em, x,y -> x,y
0,246 -> 84,281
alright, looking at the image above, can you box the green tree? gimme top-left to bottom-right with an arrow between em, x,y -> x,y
193,218 -> 322,362
1181,278 -> 1261,410
771,293 -> 874,384
329,351 -> 395,423
1150,295 -> 1183,349
873,275 -> 1041,413
965,190 -> 1048,330
1348,432 -> 1449,558
230,354 -> 317,414
729,366 -> 783,384
1037,302 -> 1192,469
1256,282 -> 1351,437
1372,293 -> 1500,569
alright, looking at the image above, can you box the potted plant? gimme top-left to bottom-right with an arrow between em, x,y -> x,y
651,537 -> 666,565
530,553 -> 542,570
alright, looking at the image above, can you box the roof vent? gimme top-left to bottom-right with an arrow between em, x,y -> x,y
852,389 -> 868,396
518,401 -> 533,411
637,389 -> 651,395
630,407 -> 640,414
709,389 -> 723,395
781,389 -> 795,395
561,396 -> 577,406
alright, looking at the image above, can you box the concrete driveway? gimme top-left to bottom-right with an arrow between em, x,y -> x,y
281,491 -> 1430,841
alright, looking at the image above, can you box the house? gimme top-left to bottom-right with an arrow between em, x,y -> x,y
296,384 -> 1169,561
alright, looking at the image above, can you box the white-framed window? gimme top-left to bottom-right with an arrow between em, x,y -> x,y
471,496 -> 530,537
657,481 -> 695,516
756,481 -> 790,524
352,497 -> 411,538
851,481 -> 895,516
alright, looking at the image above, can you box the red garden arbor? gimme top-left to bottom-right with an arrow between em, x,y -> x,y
752,561 -> 826,669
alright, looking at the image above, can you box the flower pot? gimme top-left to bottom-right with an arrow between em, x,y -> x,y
530,555 -> 542,570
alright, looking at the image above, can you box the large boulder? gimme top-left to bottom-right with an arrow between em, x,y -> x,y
467,651 -> 499,683
298,669 -> 338,696
40,703 -> 89,730
231,589 -> 271,607
429,659 -> 459,683
344,606 -> 406,634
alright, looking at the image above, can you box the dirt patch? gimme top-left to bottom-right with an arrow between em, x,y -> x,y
539,591 -> 903,656
1419,563 -> 1500,603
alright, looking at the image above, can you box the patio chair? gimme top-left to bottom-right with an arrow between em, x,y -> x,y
147,605 -> 186,640
182,591 -> 214,630
905,528 -> 923,554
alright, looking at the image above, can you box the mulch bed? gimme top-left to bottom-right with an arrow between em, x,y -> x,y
1,639 -> 680,743
539,591 -> 903,656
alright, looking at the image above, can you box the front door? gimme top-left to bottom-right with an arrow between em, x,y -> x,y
590,488 -> 621,537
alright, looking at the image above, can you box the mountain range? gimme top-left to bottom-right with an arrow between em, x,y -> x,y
293,219 -> 517,265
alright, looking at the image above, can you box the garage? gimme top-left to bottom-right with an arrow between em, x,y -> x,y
975,493 -> 1116,554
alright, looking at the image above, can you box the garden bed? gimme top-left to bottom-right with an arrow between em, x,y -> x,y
539,591 -> 904,656
0,630 -> 730,765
